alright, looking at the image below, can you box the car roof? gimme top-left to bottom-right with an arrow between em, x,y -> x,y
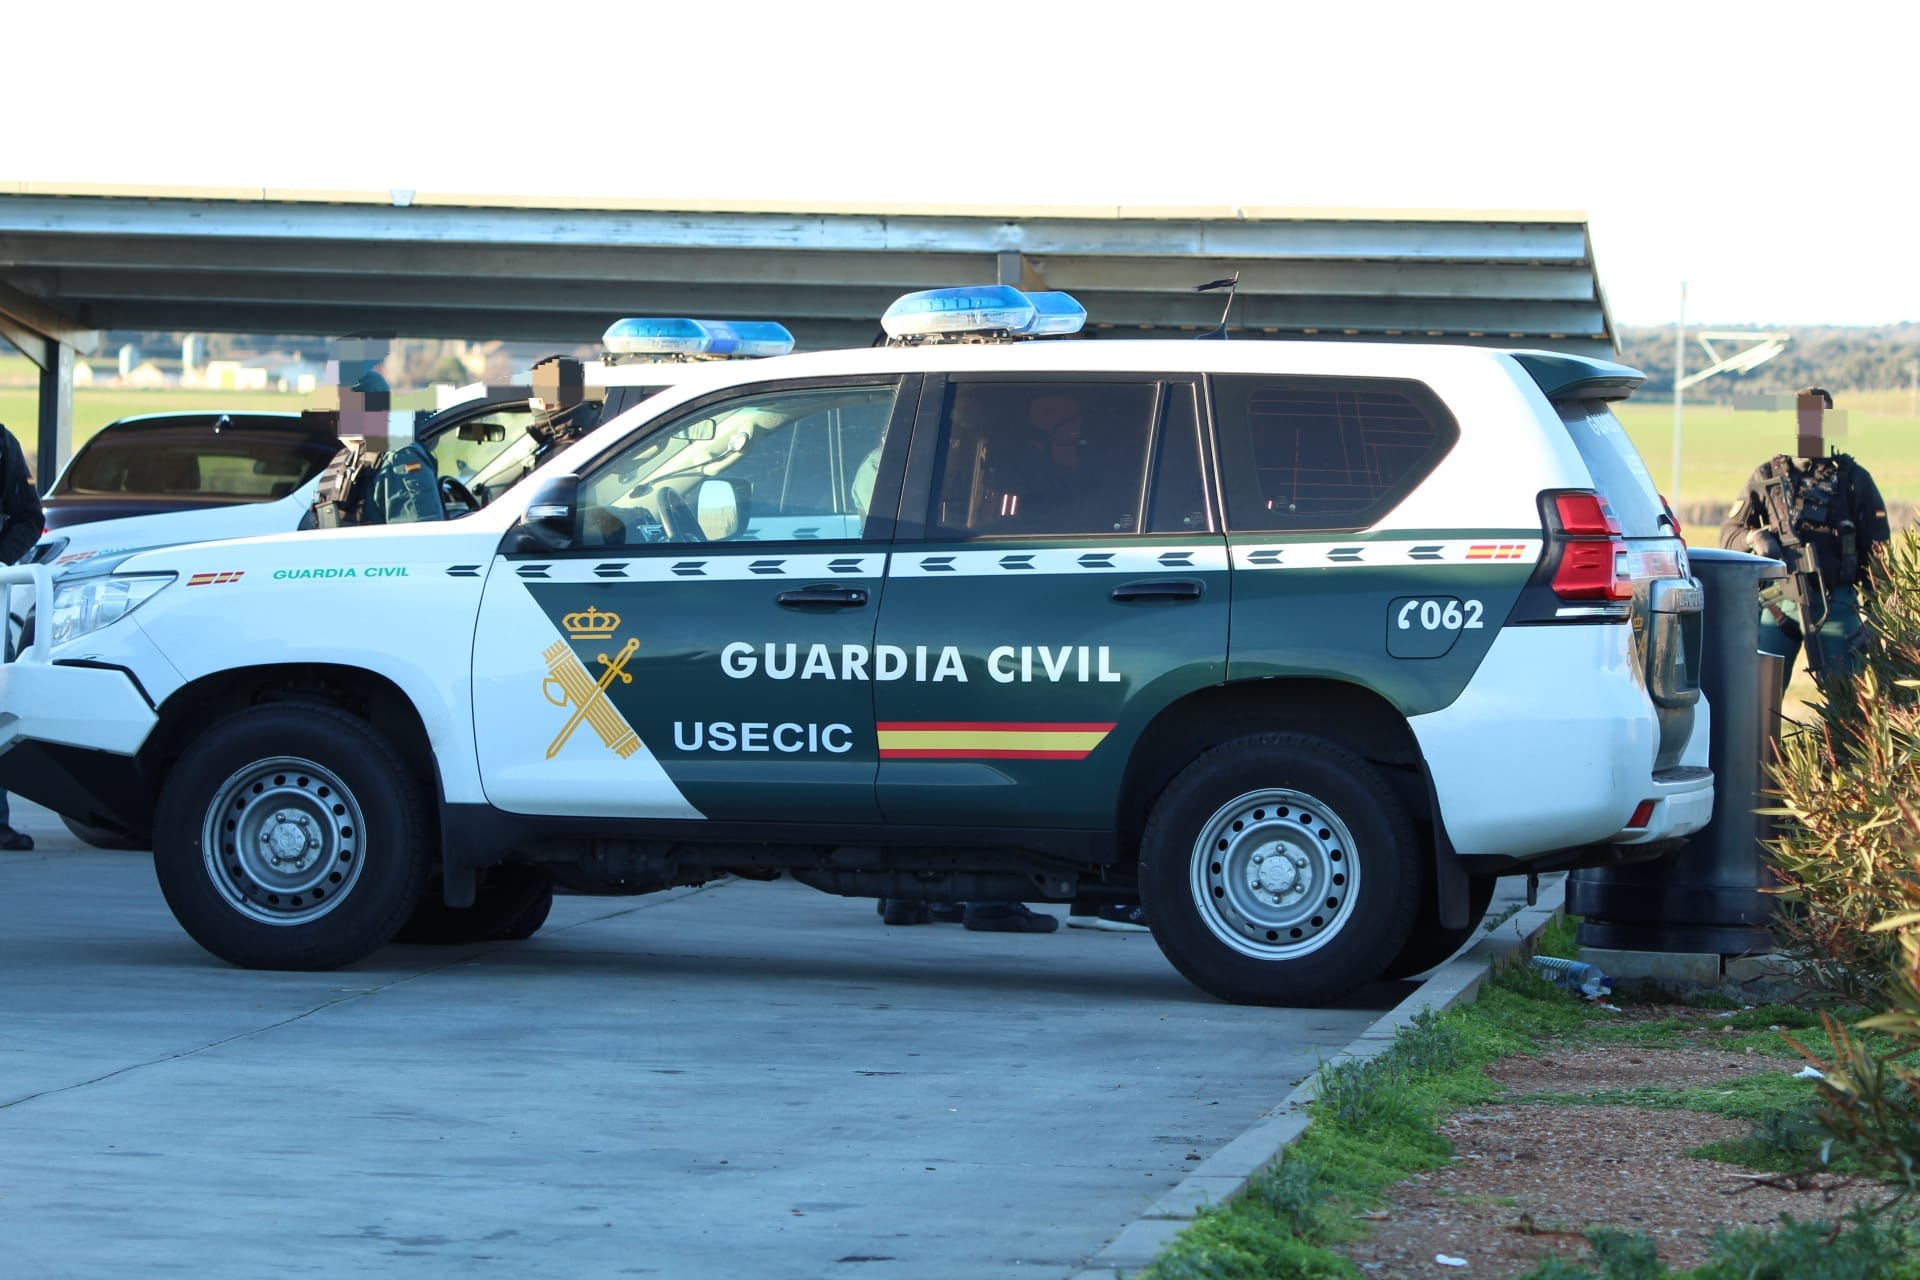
90,411 -> 324,436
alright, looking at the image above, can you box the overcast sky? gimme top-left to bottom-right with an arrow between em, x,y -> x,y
7,0 -> 1911,328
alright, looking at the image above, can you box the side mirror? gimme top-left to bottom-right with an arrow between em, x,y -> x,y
507,473 -> 580,553
694,476 -> 749,540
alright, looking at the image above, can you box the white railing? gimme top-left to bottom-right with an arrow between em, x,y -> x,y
0,563 -> 56,665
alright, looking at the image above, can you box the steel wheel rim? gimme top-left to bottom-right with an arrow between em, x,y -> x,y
202,755 -> 366,926
1189,787 -> 1361,960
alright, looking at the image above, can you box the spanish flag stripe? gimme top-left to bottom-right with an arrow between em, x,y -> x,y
877,730 -> 1108,752
881,749 -> 1100,760
875,721 -> 1117,734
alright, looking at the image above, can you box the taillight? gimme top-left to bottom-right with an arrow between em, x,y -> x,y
1552,539 -> 1630,601
1549,492 -> 1631,602
1503,488 -> 1636,624
1554,492 -> 1621,537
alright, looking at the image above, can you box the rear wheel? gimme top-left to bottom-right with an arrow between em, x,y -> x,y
1139,733 -> 1419,1006
395,868 -> 554,944
1378,872 -> 1498,980
152,703 -> 429,970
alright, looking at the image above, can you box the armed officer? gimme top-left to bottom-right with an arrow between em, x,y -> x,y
1718,387 -> 1890,689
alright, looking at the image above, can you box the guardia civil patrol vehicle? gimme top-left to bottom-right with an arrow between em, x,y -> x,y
0,287 -> 1711,1006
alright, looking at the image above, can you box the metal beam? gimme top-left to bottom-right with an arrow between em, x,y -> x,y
0,278 -> 100,355
0,195 -> 1595,263
0,313 -> 48,368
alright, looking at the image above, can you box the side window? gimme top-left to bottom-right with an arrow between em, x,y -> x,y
926,381 -> 1156,539
1212,376 -> 1458,532
576,384 -> 899,547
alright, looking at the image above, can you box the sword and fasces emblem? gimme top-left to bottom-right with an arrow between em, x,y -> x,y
542,607 -> 642,759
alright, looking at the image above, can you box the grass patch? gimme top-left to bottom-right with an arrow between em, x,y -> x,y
1138,960 -> 1604,1279
1139,942 -> 1914,1280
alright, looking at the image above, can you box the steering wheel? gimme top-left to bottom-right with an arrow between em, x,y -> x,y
438,475 -> 482,515
658,486 -> 706,542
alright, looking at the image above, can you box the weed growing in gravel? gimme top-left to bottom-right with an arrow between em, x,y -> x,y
1520,1208 -> 1920,1279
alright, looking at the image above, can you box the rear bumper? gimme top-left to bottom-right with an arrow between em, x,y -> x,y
1410,623 -> 1713,859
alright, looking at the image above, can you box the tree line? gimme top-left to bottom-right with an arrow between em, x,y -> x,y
1620,323 -> 1920,397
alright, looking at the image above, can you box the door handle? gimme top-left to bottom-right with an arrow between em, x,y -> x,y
1110,579 -> 1204,602
776,584 -> 870,608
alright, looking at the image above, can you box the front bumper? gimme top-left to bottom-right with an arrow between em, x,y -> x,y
0,659 -> 160,828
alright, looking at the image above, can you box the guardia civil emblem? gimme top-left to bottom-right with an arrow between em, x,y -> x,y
542,607 -> 641,759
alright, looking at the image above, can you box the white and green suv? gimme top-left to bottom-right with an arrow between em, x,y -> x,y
0,288 -> 1708,1005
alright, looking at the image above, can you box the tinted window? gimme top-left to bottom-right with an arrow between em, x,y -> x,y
60,425 -> 336,500
1553,400 -> 1666,537
1212,376 -> 1457,532
576,384 -> 898,546
927,382 -> 1155,538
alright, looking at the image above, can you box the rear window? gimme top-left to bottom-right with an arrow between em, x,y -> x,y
60,427 -> 337,500
1212,375 -> 1458,532
1552,400 -> 1667,537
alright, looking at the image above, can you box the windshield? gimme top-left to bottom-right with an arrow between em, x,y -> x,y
58,425 -> 337,500
427,405 -> 540,494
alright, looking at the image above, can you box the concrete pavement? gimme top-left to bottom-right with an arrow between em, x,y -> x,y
0,800 -> 1418,1278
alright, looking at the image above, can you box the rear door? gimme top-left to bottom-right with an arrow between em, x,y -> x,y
1552,398 -> 1699,765
871,375 -> 1229,829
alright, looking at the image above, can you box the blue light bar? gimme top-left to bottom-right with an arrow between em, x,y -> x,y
881,286 -> 1036,340
1018,292 -> 1088,337
880,286 -> 1086,341
602,318 -> 795,359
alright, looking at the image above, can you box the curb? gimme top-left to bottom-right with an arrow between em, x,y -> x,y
1074,875 -> 1569,1279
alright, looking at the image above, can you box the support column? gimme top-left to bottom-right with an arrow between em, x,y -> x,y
36,341 -> 74,493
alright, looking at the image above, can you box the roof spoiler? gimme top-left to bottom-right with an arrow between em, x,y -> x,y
1510,352 -> 1645,402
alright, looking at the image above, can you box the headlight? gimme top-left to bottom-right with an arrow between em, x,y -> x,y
48,574 -> 175,646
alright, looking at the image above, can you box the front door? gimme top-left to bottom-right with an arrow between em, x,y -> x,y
872,376 -> 1230,830
472,379 -> 912,823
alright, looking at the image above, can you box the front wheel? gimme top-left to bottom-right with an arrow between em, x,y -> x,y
1139,733 -> 1419,1007
152,703 -> 430,970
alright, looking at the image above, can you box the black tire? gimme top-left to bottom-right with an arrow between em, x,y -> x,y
394,868 -> 554,945
61,814 -> 150,852
152,703 -> 430,970
1377,872 -> 1498,980
1138,732 -> 1420,1007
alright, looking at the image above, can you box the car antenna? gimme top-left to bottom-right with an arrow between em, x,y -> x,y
1193,272 -> 1240,340
213,413 -> 231,433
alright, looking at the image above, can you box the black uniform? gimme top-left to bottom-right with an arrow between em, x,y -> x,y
0,422 -> 45,850
1718,451 -> 1889,684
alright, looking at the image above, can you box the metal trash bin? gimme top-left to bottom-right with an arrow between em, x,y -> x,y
1569,548 -> 1786,955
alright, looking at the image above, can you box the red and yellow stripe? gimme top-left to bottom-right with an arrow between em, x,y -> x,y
187,571 -> 245,586
1465,543 -> 1528,561
876,721 -> 1116,760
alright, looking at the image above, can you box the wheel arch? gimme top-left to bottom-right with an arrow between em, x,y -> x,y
1118,677 -> 1437,858
140,664 -> 442,842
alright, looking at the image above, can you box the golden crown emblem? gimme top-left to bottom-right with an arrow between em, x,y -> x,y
562,607 -> 622,639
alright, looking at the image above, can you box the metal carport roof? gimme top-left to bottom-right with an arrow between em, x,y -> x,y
0,183 -> 1618,473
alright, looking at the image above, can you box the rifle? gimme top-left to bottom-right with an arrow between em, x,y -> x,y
1756,454 -> 1833,650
